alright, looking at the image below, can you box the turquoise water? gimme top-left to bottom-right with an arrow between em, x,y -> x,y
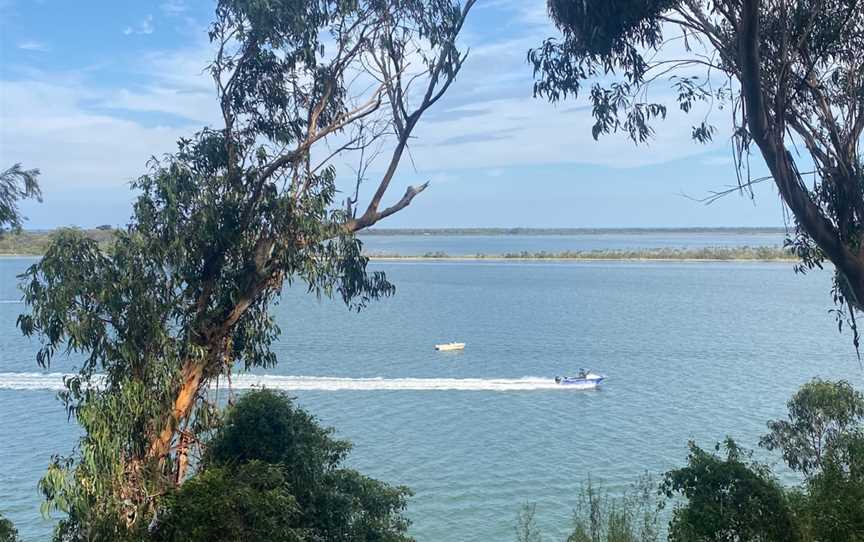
0,236 -> 861,541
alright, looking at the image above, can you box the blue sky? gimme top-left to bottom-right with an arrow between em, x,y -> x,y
0,0 -> 786,229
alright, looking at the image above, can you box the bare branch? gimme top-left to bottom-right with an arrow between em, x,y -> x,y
346,181 -> 429,231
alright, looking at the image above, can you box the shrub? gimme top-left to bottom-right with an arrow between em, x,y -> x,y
662,439 -> 800,542
154,390 -> 412,542
0,514 -> 18,542
567,475 -> 659,542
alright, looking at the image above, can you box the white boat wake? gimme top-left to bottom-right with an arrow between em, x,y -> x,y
0,373 -> 597,392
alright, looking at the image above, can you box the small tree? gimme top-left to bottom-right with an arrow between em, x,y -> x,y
661,438 -> 801,542
762,380 -> 864,541
530,0 -> 864,344
803,431 -> 864,541
18,0 -> 475,536
760,379 -> 864,476
153,390 -> 412,542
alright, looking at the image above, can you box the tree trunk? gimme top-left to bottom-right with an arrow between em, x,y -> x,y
148,361 -> 204,467
739,0 -> 864,307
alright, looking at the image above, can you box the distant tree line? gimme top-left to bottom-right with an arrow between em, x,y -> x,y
360,228 -> 789,236
0,231 -> 794,260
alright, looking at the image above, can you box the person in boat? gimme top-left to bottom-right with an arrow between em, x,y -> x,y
555,370 -> 591,383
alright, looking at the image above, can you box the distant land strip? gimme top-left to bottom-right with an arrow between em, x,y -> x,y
0,229 -> 794,261
366,247 -> 796,261
360,227 -> 788,236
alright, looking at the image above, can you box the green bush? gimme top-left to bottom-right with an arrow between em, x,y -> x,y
0,514 -> 18,542
152,461 -> 301,542
797,432 -> 864,541
662,438 -> 800,542
154,390 -> 412,542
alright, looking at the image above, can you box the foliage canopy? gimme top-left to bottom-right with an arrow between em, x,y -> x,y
0,164 -> 41,235
760,378 -> 864,475
151,461 -> 302,542
153,391 -> 412,542
662,438 -> 800,541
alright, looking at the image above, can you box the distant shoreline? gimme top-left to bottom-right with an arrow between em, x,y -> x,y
19,227 -> 789,236
1,229 -> 794,262
365,247 -> 795,262
0,253 -> 796,263
359,227 -> 788,236
369,257 -> 796,263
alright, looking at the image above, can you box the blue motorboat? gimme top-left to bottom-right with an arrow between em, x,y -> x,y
554,369 -> 605,389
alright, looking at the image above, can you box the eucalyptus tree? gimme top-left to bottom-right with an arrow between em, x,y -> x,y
18,0 -> 475,536
530,0 -> 864,341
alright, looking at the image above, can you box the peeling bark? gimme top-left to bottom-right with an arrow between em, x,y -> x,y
149,361 -> 204,463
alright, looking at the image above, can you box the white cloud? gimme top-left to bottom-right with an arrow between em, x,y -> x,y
95,40 -> 219,124
17,40 -> 49,52
0,79 -> 187,191
0,41 -> 218,193
124,15 -> 154,36
102,86 -> 216,125
402,94 -> 728,171
160,0 -> 187,15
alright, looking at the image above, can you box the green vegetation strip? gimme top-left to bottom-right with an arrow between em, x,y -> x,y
368,247 -> 795,261
0,231 -> 793,261
360,227 -> 786,236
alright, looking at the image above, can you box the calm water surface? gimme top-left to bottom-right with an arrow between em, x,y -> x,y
0,233 -> 860,541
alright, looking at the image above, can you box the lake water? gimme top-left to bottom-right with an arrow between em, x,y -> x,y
1,233 -> 861,541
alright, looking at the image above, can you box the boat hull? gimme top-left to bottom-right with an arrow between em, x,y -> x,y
555,376 -> 604,389
435,342 -> 465,351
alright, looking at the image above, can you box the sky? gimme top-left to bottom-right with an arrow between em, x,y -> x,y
0,0 -> 788,229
